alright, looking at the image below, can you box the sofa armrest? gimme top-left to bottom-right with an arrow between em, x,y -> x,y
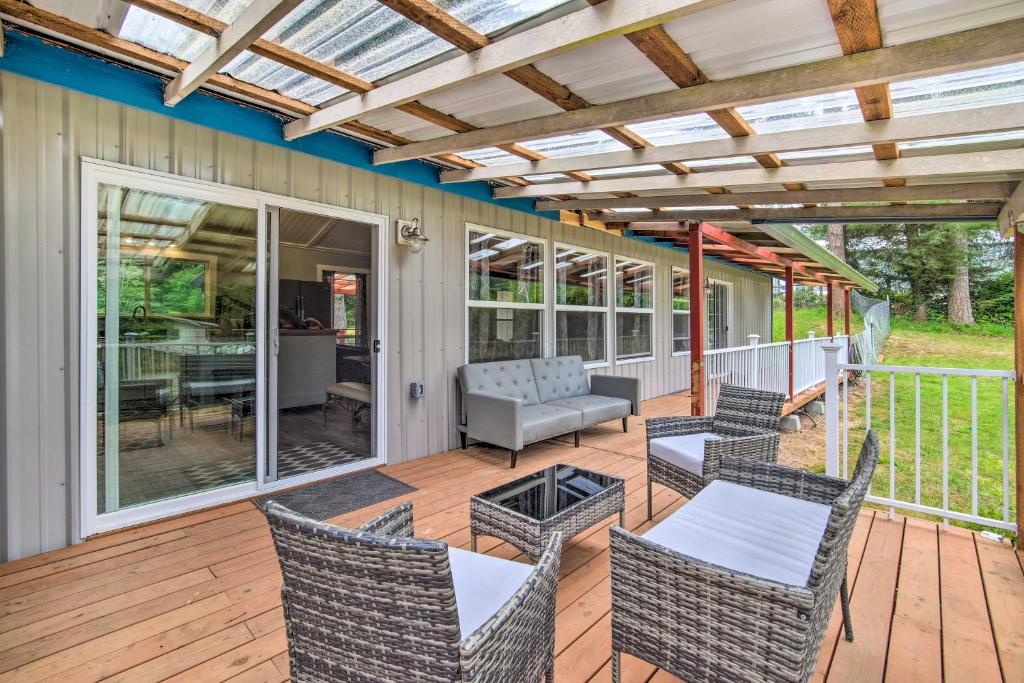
590,375 -> 641,416
464,392 -> 524,451
701,431 -> 779,481
719,457 -> 847,506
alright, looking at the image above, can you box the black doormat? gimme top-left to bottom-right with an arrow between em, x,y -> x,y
255,469 -> 415,522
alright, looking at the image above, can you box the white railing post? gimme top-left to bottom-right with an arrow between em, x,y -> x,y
823,343 -> 842,478
748,334 -> 760,390
808,331 -> 816,339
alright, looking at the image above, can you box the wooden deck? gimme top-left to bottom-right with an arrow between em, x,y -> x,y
1,393 -> 1021,682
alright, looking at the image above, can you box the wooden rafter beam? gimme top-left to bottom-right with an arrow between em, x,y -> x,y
998,181 -> 1024,237
440,103 -> 1024,184
493,148 -> 1024,198
373,17 -> 1024,164
696,223 -> 826,282
283,0 -> 728,140
535,182 -> 1017,211
164,0 -> 303,105
827,0 -> 900,164
622,202 -> 1004,223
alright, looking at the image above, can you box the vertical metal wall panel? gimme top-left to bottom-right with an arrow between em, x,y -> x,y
0,71 -> 772,558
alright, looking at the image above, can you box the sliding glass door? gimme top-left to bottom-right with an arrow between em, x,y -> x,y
89,174 -> 261,522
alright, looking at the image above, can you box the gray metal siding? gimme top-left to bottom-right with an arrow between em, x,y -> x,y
0,72 -> 771,560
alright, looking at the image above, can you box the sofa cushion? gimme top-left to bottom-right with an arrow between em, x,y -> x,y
530,356 -> 590,403
521,404 -> 583,444
546,394 -> 632,425
648,432 -> 721,477
643,480 -> 832,586
457,360 -> 541,423
449,547 -> 532,637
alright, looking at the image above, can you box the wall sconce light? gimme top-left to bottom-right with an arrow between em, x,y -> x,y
397,218 -> 428,254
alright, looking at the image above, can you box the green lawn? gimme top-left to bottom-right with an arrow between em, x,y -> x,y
771,304 -> 864,342
841,318 -> 1015,534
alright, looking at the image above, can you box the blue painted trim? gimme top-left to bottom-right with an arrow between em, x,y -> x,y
624,231 -> 774,279
0,28 -> 560,221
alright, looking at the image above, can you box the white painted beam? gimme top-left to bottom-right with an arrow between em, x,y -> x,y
616,203 -> 1004,223
282,0 -> 728,141
441,104 -> 1024,183
998,181 -> 1024,237
164,0 -> 303,106
537,182 -> 1016,211
373,17 -> 1024,164
493,149 -> 1024,199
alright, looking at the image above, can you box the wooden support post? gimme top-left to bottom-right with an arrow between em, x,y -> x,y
786,266 -> 795,399
689,225 -> 705,416
844,288 -> 852,336
1014,229 -> 1024,539
827,282 -> 835,338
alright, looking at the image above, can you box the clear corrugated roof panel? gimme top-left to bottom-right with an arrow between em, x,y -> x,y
686,156 -> 760,169
901,129 -> 1024,152
460,147 -> 529,166
589,164 -> 669,178
120,0 -> 573,105
737,90 -> 864,134
519,131 -> 629,159
891,61 -> 1024,117
627,113 -> 730,147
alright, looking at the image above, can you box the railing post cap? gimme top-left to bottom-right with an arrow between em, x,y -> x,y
822,342 -> 843,353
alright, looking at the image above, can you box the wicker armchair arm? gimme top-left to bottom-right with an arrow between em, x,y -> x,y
358,501 -> 414,538
699,431 -> 779,482
459,532 -> 563,682
719,457 -> 847,506
646,415 -> 714,440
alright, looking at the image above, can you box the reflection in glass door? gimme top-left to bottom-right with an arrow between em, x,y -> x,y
265,207 -> 377,484
94,182 -> 258,514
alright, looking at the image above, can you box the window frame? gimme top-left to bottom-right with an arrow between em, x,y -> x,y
552,242 -> 612,369
464,223 -> 548,364
671,266 -> 691,357
613,255 -> 656,365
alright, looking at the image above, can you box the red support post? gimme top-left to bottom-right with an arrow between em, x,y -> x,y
689,225 -> 705,416
786,266 -> 795,399
844,288 -> 852,336
826,282 -> 834,338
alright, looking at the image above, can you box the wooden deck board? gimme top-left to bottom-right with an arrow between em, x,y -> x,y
0,393 -> 1019,683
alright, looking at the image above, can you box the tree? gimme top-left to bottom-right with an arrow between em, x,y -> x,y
947,229 -> 975,325
827,224 -> 846,317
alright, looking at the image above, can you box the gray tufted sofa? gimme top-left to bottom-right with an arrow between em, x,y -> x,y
456,355 -> 641,468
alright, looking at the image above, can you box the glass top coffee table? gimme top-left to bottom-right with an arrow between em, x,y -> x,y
470,464 -> 626,562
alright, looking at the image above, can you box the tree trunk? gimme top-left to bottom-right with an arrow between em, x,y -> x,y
948,232 -> 975,325
827,224 -> 847,316
913,302 -> 929,322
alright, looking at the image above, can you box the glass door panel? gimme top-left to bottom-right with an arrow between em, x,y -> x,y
95,183 -> 258,513
265,207 -> 376,484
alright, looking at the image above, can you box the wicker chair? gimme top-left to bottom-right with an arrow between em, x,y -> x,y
646,383 -> 785,517
610,431 -> 881,683
265,501 -> 562,683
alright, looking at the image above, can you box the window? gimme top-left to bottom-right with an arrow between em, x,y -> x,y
321,270 -> 368,348
554,245 -> 609,365
466,226 -> 545,363
614,258 -> 655,362
672,267 -> 690,354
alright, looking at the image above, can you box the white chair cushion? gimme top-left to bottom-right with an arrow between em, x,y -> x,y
449,547 -> 533,637
643,480 -> 832,587
648,432 -> 722,477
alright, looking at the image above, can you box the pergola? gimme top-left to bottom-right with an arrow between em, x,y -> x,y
3,0 -> 1023,531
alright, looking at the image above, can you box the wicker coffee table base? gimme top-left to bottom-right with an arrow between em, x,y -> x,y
470,478 -> 626,562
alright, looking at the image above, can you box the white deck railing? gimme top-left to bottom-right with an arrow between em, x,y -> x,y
703,334 -> 849,414
823,346 -> 1017,533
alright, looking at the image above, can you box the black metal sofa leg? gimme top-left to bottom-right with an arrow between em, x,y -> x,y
510,450 -> 518,468
574,430 -> 581,447
622,416 -> 629,433
459,431 -> 468,449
